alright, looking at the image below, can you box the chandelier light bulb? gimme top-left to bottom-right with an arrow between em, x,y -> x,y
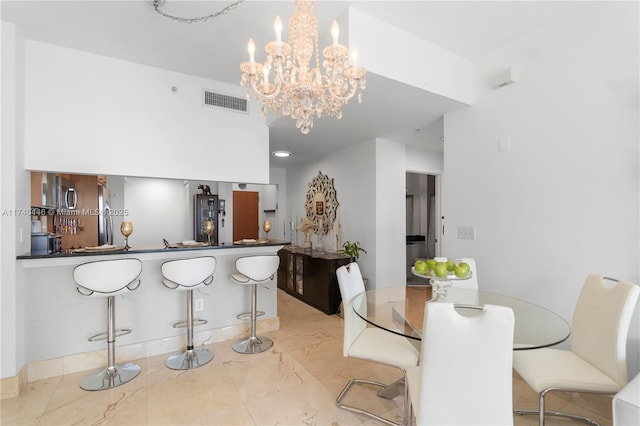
331,20 -> 339,46
274,16 -> 283,43
248,38 -> 256,63
351,47 -> 358,72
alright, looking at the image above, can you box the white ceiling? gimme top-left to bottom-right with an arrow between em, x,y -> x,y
1,0 -> 592,168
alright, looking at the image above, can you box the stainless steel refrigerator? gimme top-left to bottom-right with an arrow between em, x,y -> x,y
98,186 -> 113,245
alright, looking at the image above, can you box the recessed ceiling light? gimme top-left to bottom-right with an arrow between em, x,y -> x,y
272,150 -> 292,158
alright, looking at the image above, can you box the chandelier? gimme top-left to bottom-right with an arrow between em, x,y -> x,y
240,0 -> 366,134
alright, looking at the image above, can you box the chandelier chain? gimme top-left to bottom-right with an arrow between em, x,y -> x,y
152,0 -> 245,24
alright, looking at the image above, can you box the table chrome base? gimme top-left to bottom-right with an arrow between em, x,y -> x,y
165,347 -> 213,370
233,336 -> 273,354
80,362 -> 141,391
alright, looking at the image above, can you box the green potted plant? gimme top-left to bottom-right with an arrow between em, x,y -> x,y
337,241 -> 368,318
340,240 -> 367,263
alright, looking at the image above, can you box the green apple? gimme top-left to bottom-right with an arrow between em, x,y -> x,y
455,262 -> 470,278
434,262 -> 448,278
414,259 -> 428,274
425,259 -> 436,271
446,260 -> 456,271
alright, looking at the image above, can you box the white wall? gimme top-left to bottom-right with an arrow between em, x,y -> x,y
348,7 -> 472,104
442,3 -> 640,374
269,167 -> 288,242
23,40 -> 270,184
1,21 -> 29,379
374,139 -> 407,287
286,140 -> 378,282
405,144 -> 443,175
122,177 -> 189,246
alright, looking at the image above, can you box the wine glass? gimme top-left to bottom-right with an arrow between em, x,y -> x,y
263,220 -> 272,240
203,220 -> 215,245
120,221 -> 133,251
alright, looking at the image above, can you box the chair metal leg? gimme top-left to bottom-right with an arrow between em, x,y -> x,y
374,371 -> 411,426
514,387 -> 611,426
377,377 -> 404,399
80,296 -> 141,391
166,289 -> 213,370
233,284 -> 273,354
336,370 -> 409,426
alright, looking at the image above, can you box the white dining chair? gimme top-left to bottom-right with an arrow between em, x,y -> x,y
405,301 -> 515,425
336,262 -> 419,426
513,274 -> 640,426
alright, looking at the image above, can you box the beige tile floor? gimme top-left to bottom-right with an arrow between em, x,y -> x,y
2,289 -> 613,425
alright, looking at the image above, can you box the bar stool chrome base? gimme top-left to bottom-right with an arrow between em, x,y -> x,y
233,335 -> 273,354
166,347 -> 214,370
80,362 -> 141,391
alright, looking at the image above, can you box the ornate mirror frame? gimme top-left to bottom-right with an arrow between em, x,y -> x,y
305,171 -> 339,235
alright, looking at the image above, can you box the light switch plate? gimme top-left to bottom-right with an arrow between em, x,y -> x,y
499,136 -> 511,152
458,226 -> 476,240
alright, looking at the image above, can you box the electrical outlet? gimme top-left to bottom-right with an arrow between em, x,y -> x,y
458,226 -> 476,240
195,299 -> 204,312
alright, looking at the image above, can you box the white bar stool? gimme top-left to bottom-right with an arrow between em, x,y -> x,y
161,256 -> 216,369
73,258 -> 142,391
231,255 -> 280,354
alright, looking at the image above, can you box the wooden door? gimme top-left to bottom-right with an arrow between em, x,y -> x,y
233,191 -> 259,241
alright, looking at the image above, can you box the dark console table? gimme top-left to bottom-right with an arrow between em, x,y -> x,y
277,246 -> 350,314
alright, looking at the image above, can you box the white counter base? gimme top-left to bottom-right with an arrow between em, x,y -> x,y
25,316 -> 279,383
17,245 -> 284,382
613,373 -> 640,426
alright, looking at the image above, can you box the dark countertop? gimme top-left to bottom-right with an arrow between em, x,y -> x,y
17,240 -> 290,260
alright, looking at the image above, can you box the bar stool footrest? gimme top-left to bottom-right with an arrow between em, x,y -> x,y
172,319 -> 208,329
88,328 -> 132,342
236,311 -> 265,320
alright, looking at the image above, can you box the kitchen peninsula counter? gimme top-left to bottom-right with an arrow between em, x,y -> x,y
17,240 -> 288,381
17,239 -> 289,261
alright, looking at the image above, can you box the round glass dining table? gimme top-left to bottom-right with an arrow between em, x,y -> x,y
352,285 -> 571,350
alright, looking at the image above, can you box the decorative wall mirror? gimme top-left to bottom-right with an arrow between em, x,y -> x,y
305,171 -> 338,235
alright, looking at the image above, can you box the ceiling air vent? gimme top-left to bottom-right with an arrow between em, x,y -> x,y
203,90 -> 248,113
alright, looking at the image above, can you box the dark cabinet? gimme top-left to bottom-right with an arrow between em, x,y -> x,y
278,246 -> 350,315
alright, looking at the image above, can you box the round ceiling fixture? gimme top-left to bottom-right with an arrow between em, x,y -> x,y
272,150 -> 292,158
